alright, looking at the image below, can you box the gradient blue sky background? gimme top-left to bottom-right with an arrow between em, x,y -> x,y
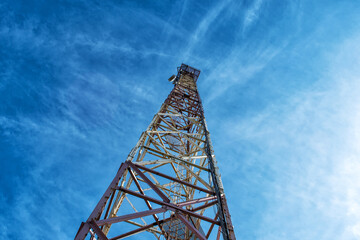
2,1 -> 360,239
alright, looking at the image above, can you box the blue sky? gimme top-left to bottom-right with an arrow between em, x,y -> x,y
1,0 -> 360,239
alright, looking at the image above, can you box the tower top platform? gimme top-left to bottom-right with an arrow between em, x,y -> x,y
177,63 -> 201,82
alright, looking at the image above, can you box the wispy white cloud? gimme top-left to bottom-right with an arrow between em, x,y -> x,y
0,113 -> 132,238
2,1 -> 360,239
220,34 -> 360,239
243,0 -> 264,34
0,6 -> 176,67
182,0 -> 232,61
203,42 -> 287,103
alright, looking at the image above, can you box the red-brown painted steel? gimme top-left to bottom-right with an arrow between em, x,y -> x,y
75,64 -> 235,240
134,163 -> 215,195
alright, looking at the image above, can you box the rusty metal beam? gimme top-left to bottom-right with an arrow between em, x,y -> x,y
96,207 -> 167,226
133,163 -> 215,195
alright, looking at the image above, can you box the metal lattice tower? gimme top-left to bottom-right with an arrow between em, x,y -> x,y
75,64 -> 236,240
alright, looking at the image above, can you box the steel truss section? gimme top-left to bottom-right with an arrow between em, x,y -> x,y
75,64 -> 236,240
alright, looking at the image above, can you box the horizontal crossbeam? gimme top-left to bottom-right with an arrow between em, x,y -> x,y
96,207 -> 167,226
133,162 -> 215,195
116,186 -> 220,225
